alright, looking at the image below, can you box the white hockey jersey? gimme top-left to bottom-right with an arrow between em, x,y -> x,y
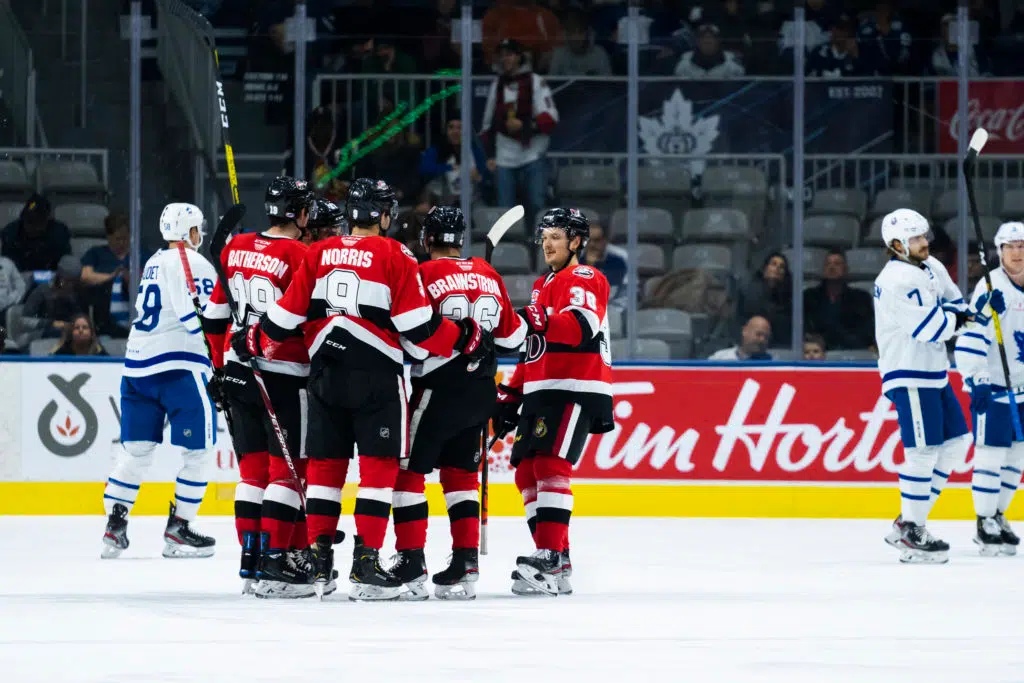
123,247 -> 217,378
954,269 -> 1024,402
874,255 -> 967,394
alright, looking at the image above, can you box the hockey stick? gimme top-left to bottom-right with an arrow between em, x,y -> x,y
207,37 -> 240,206
478,204 -> 525,555
208,206 -> 309,510
963,129 -> 1024,442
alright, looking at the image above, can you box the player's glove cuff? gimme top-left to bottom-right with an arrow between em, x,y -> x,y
205,370 -> 229,411
518,304 -> 549,335
454,317 -> 494,362
231,324 -> 264,362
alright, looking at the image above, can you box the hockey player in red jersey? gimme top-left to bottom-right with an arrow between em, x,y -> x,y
491,208 -> 613,596
205,176 -> 319,597
233,178 -> 495,601
390,206 -> 528,600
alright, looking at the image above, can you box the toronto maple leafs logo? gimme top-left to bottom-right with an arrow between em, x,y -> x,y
638,90 -> 720,176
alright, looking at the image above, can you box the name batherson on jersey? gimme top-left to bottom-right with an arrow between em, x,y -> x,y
205,232 -> 310,377
408,256 -> 527,384
123,248 -> 218,377
874,255 -> 967,394
955,268 -> 1024,401
264,234 -> 463,372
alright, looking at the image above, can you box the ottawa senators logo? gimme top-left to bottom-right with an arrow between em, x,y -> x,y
533,418 -> 547,438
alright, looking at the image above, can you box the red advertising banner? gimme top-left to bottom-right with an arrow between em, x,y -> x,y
490,366 -> 976,484
938,79 -> 1024,153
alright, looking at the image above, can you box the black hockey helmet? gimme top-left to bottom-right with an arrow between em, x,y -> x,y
421,205 -> 466,251
536,207 -> 590,256
307,197 -> 345,240
345,177 -> 398,229
265,176 -> 316,222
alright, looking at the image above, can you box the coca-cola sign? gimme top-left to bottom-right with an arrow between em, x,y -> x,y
938,80 -> 1024,152
491,367 -> 976,483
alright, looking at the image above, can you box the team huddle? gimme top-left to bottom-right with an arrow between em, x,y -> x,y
97,176 -> 613,600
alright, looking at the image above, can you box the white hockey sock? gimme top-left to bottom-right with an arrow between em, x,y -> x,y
900,447 -> 937,525
927,434 -> 971,516
174,449 -> 211,522
972,445 -> 1004,519
998,443 -> 1024,513
104,441 -> 156,515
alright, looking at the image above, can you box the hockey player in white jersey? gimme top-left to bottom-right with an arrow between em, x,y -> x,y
101,203 -> 220,559
954,221 -> 1021,556
874,208 -> 975,563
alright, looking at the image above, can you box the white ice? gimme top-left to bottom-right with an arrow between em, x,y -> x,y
2,516 -> 1024,683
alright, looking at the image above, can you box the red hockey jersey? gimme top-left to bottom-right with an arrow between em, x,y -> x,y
506,263 -> 613,433
205,232 -> 310,377
410,256 -> 528,385
263,234 -> 464,374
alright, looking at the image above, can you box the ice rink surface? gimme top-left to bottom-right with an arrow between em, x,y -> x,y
2,516 -> 1024,683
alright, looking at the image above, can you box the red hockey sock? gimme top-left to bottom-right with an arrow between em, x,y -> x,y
261,456 -> 305,550
305,458 -> 350,545
393,469 -> 428,551
533,454 -> 573,552
440,467 -> 479,550
514,458 -> 539,547
355,456 -> 399,550
234,451 -> 269,544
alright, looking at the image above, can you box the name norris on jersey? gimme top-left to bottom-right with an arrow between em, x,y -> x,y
228,250 -> 290,278
427,272 -> 500,299
320,248 -> 373,269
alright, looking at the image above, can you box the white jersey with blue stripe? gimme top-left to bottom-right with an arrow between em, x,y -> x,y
874,255 -> 967,394
954,268 -> 1024,403
123,247 -> 217,377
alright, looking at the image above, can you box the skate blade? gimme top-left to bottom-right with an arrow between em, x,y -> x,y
241,578 -> 258,595
1002,544 -> 1019,556
515,562 -> 558,596
254,581 -> 316,599
349,583 -> 401,601
435,582 -> 477,600
100,543 -> 125,560
974,537 -> 1004,557
399,578 -> 430,601
898,548 -> 949,564
162,542 -> 216,559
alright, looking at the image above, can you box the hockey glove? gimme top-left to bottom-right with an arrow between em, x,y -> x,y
454,317 -> 494,362
518,304 -> 549,335
951,309 -> 973,333
975,289 -> 1007,318
205,370 -> 229,411
231,324 -> 265,363
967,378 -> 992,415
492,384 -> 522,439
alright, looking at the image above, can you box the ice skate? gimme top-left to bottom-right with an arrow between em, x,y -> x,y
897,522 -> 949,564
101,503 -> 130,559
310,536 -> 337,599
883,514 -> 905,548
974,516 -> 1005,557
995,511 -> 1019,556
515,549 -> 563,596
239,531 -> 259,594
162,502 -> 216,558
254,549 -> 316,599
511,551 -> 571,595
389,549 -> 429,601
432,548 -> 479,600
349,537 -> 401,602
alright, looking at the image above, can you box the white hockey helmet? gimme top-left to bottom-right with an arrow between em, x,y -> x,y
159,202 -> 205,248
880,208 -> 931,254
995,221 -> 1024,250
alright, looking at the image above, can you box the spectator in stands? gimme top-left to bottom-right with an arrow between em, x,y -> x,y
549,10 -> 614,76
584,222 -> 628,304
304,106 -> 346,199
804,249 -> 875,350
675,24 -> 745,78
0,253 -> 26,325
779,0 -> 838,60
708,314 -> 772,360
689,1 -> 754,61
420,116 -> 492,204
738,251 -> 792,347
931,13 -> 991,76
482,0 -> 563,73
803,333 -> 827,360
23,256 -> 83,339
859,2 -> 913,76
50,314 -> 107,357
0,194 -> 71,273
967,241 -> 986,291
593,0 -> 678,75
481,39 -> 558,231
419,0 -> 463,73
356,107 -> 424,203
80,212 -> 132,339
361,36 -> 419,116
807,15 -> 875,77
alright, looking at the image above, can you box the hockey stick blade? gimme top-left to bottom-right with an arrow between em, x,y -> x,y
484,205 -> 525,263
